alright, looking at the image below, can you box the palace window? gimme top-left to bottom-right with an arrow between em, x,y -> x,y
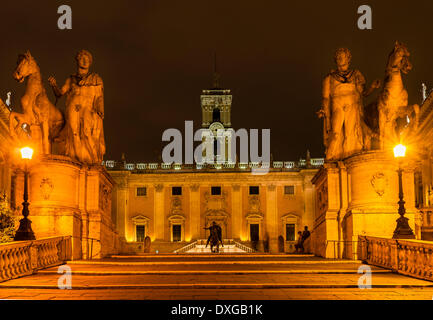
136,187 -> 147,196
286,224 -> 296,241
284,185 -> 295,195
211,186 -> 221,195
136,225 -> 145,242
172,186 -> 182,196
172,225 -> 182,242
249,186 -> 259,195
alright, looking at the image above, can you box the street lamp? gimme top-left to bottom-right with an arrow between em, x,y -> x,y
392,144 -> 415,239
14,146 -> 36,241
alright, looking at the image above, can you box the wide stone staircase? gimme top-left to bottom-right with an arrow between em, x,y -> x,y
1,253 -> 433,299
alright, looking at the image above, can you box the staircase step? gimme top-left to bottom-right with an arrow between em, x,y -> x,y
110,254 -> 316,259
38,269 -> 392,275
1,272 -> 430,290
65,260 -> 360,266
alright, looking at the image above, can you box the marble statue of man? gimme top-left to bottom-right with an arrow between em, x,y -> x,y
48,50 -> 105,164
318,48 -> 380,160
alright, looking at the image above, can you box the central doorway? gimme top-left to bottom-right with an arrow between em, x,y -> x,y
250,224 -> 259,242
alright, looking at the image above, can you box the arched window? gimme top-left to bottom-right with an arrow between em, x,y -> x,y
212,108 -> 220,122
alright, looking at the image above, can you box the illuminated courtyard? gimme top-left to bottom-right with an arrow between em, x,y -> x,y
2,1 -> 433,304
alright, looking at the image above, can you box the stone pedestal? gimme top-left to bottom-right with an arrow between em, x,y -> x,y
312,150 -> 417,259
13,155 -> 119,260
311,162 -> 341,258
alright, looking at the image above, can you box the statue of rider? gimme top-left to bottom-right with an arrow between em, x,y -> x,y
204,221 -> 223,248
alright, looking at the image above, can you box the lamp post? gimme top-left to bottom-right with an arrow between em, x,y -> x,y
392,144 -> 415,239
14,147 -> 36,241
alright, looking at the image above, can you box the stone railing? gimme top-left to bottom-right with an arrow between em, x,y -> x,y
174,241 -> 198,254
0,236 -> 71,283
233,241 -> 255,253
358,236 -> 433,281
103,159 -> 325,172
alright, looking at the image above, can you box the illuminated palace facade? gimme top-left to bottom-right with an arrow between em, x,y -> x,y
106,84 -> 324,253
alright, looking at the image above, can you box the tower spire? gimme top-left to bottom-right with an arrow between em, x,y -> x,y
212,52 -> 220,89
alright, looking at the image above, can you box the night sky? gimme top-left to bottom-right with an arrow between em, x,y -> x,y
1,0 -> 433,163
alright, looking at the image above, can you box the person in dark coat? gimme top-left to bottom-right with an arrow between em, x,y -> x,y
302,226 -> 311,241
295,231 -> 304,253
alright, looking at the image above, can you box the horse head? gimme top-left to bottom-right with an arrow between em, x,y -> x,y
13,50 -> 39,83
387,41 -> 412,75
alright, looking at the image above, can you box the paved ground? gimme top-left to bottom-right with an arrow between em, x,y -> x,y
1,254 -> 432,300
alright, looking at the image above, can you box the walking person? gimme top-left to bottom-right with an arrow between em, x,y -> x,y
295,231 -> 304,253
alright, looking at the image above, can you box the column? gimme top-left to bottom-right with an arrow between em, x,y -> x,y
116,178 -> 129,239
189,184 -> 200,240
231,184 -> 242,240
154,184 -> 165,241
265,184 -> 278,253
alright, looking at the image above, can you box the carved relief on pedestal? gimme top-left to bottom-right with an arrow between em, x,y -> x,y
371,172 -> 388,197
99,183 -> 111,211
40,178 -> 54,200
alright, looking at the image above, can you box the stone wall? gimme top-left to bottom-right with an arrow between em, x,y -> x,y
312,151 -> 419,259
13,155 -> 121,259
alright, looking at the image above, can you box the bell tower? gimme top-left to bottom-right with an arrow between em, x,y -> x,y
200,56 -> 233,163
201,55 -> 232,128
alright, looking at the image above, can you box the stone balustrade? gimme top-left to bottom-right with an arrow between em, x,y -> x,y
102,158 -> 325,172
358,236 -> 433,281
0,236 -> 71,283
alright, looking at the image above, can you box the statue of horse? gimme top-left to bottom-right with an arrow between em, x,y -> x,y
209,227 -> 221,253
205,222 -> 223,253
9,51 -> 65,154
377,41 -> 419,150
